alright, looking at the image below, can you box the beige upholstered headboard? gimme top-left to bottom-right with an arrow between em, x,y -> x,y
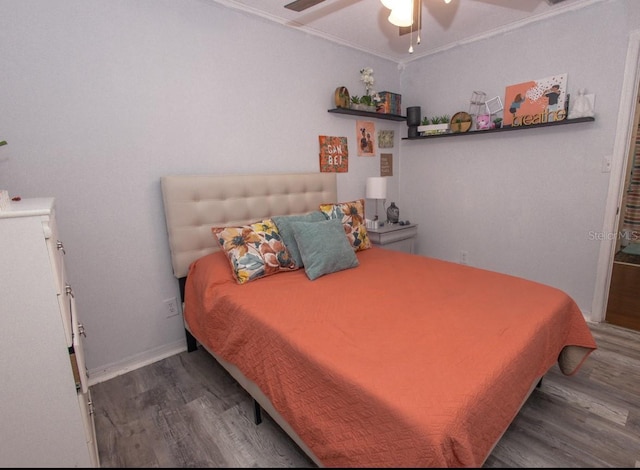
160,172 -> 338,279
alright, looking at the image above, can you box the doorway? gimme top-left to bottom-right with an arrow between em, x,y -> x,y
605,82 -> 640,331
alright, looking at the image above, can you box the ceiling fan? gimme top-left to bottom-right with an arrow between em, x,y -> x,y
285,0 -> 421,36
284,0 -> 326,12
285,0 -> 568,15
284,0 -> 567,48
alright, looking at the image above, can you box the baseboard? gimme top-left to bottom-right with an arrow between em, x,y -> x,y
87,339 -> 187,386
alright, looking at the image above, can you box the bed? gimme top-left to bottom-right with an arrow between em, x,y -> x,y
160,172 -> 597,468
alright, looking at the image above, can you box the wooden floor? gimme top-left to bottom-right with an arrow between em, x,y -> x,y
92,322 -> 640,468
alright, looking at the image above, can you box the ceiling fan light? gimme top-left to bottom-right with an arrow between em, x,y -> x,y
388,0 -> 413,27
388,11 -> 413,27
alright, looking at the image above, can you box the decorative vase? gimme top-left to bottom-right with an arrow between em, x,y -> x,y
387,202 -> 399,224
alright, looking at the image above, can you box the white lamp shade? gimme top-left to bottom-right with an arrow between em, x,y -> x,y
380,0 -> 397,9
366,177 -> 387,200
388,0 -> 414,27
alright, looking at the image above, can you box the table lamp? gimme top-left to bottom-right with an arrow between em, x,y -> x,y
365,176 -> 387,222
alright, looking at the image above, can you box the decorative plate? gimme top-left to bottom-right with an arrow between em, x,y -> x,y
335,86 -> 350,109
450,111 -> 472,133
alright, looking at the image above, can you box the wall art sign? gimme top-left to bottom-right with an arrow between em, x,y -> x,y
319,135 -> 348,173
504,73 -> 568,127
380,153 -> 393,177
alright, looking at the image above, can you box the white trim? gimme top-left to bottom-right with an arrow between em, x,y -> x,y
87,340 -> 187,385
592,29 -> 640,322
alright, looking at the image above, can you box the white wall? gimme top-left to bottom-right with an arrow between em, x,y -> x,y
0,0 -> 402,380
399,0 -> 640,321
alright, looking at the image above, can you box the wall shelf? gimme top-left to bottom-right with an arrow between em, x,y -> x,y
328,108 -> 407,122
402,116 -> 595,140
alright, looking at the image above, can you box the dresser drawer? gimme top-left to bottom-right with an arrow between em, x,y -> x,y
43,211 -> 73,347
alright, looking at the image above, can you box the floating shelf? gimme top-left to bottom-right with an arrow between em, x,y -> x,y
402,117 -> 595,140
328,108 -> 407,122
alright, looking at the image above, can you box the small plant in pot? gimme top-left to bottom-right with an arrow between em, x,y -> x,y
493,117 -> 503,129
417,114 -> 451,135
350,94 -> 377,112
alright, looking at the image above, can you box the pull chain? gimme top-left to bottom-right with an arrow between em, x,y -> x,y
409,10 -> 414,53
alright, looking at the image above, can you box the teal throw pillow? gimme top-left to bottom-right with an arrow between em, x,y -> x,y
291,218 -> 359,281
272,211 -> 327,268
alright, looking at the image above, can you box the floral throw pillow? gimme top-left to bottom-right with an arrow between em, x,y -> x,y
212,219 -> 296,284
319,198 -> 371,252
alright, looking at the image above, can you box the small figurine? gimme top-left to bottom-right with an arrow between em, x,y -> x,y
476,114 -> 491,130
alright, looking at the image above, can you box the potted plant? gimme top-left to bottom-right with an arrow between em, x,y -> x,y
417,115 -> 450,135
492,117 -> 503,129
350,95 -> 377,112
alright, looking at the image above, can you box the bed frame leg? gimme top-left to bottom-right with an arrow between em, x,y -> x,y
178,277 -> 199,353
254,400 -> 262,425
185,328 -> 198,352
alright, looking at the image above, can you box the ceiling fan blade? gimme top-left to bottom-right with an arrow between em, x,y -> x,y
284,0 -> 326,12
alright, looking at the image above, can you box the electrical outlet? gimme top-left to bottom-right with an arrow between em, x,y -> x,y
164,297 -> 179,318
460,250 -> 468,265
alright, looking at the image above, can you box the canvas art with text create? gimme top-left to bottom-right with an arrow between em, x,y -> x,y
503,74 -> 568,127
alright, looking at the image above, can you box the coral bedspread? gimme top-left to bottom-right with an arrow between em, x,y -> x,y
184,247 -> 596,468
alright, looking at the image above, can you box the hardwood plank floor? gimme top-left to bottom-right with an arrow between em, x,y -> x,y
91,322 -> 640,468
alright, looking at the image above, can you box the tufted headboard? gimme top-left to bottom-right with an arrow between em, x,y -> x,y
160,172 -> 338,279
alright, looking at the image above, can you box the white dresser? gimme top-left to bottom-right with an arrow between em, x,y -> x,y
0,198 -> 99,467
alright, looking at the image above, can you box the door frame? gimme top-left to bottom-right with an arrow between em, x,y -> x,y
593,29 -> 640,322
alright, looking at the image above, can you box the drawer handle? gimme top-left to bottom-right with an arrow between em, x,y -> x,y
56,240 -> 66,255
65,284 -> 74,298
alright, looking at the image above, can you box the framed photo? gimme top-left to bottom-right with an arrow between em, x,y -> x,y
504,73 -> 568,126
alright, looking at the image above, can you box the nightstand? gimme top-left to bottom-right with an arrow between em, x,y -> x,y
367,223 -> 418,254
